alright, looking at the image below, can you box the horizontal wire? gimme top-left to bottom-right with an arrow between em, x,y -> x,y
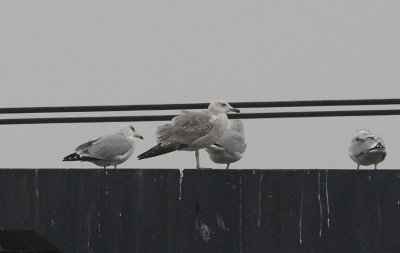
0,98 -> 399,114
0,109 -> 399,125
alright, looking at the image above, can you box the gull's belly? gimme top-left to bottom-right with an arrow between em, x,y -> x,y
356,151 -> 386,166
208,151 -> 243,164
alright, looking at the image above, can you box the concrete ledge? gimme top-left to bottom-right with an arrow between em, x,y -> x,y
0,169 -> 399,252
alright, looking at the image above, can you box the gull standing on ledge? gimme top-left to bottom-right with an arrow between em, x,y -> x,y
205,119 -> 247,169
137,100 -> 240,169
63,124 -> 143,169
349,129 -> 386,170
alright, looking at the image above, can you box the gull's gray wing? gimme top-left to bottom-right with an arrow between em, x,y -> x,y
77,133 -> 132,160
215,130 -> 246,155
75,137 -> 101,153
157,110 -> 214,145
349,132 -> 385,157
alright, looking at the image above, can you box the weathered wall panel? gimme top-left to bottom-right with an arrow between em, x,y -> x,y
0,169 -> 399,253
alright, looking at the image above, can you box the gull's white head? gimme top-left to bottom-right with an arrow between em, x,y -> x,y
208,100 -> 240,114
230,119 -> 244,135
355,129 -> 371,135
118,124 -> 144,139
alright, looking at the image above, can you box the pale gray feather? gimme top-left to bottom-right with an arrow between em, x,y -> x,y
349,132 -> 385,157
157,110 -> 214,145
77,133 -> 133,160
205,120 -> 247,166
215,130 -> 247,156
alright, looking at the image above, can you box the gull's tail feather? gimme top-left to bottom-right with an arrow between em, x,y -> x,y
63,152 -> 102,162
138,143 -> 187,160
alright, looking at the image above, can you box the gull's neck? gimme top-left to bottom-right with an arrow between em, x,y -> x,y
207,107 -> 225,115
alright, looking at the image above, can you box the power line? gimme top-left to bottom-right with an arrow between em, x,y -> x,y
0,98 -> 399,114
1,109 -> 399,125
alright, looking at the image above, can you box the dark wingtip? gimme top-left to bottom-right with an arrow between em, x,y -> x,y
137,143 -> 187,160
214,143 -> 223,148
137,147 -> 154,159
63,152 -> 81,161
137,149 -> 157,160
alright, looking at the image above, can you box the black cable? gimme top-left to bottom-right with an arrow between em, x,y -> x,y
1,109 -> 399,125
0,98 -> 399,114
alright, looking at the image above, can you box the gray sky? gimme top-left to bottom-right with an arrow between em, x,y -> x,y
1,1 -> 399,169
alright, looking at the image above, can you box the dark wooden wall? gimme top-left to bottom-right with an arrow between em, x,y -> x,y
0,169 -> 399,253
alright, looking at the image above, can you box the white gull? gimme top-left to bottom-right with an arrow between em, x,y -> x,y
349,129 -> 386,170
205,119 -> 247,169
63,124 -> 143,169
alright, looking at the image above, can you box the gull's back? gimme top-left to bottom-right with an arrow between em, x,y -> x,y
156,110 -> 220,147
218,130 -> 246,155
206,120 -> 247,165
78,133 -> 134,160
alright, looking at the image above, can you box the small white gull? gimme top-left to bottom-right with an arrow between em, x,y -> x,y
205,119 -> 247,169
63,124 -> 143,169
348,129 -> 386,170
137,100 -> 240,169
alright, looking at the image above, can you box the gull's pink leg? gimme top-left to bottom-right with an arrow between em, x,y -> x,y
195,150 -> 201,169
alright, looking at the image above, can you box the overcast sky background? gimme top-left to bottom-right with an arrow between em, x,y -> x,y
1,1 -> 399,169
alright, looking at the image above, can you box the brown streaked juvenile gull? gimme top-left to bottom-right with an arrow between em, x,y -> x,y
205,119 -> 247,169
348,129 -> 386,170
63,124 -> 143,169
137,100 -> 240,169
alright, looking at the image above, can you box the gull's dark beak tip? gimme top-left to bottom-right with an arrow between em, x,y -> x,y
232,108 -> 240,113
